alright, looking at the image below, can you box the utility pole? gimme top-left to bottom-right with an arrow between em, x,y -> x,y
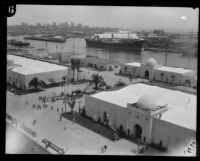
109,49 -> 112,60
45,41 -> 48,52
77,100 -> 82,113
165,53 -> 168,66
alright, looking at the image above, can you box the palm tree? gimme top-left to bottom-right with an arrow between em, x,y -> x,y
75,59 -> 81,81
70,59 -> 76,82
29,77 -> 39,90
62,75 -> 67,85
91,73 -> 104,90
67,97 -> 76,114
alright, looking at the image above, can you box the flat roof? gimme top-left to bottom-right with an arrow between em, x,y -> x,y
7,54 -> 69,75
91,83 -> 196,130
161,107 -> 196,131
124,62 -> 141,67
157,66 -> 193,74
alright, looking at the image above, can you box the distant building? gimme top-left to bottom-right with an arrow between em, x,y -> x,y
7,54 -> 71,90
153,30 -> 165,36
120,58 -> 197,88
85,83 -> 196,153
79,57 -> 120,71
59,52 -> 85,63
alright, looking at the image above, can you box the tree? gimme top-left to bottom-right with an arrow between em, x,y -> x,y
29,77 -> 39,90
91,73 -> 104,89
70,59 -> 76,82
67,97 -> 76,114
75,59 -> 81,81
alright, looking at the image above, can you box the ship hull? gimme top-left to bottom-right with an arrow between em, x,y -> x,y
24,37 -> 66,43
9,42 -> 30,47
85,39 -> 144,51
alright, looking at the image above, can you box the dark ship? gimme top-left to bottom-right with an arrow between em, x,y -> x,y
85,31 -> 145,51
24,35 -> 66,43
138,33 -> 182,53
8,39 -> 30,47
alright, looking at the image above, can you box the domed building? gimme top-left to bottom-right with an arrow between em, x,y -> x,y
136,95 -> 158,110
120,57 -> 197,88
145,58 -> 158,68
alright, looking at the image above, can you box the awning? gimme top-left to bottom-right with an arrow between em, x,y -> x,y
48,78 -> 57,84
42,79 -> 51,85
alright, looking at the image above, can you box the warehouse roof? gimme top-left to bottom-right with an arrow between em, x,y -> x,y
124,62 -> 141,67
161,107 -> 196,131
7,54 -> 69,75
91,83 -> 196,130
157,66 -> 193,74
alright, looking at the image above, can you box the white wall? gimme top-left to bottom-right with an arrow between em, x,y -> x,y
152,118 -> 196,150
154,70 -> 184,85
24,68 -> 70,90
120,64 -> 140,77
85,95 -> 127,129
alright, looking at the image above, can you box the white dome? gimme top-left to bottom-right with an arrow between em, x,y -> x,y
145,58 -> 158,67
136,95 -> 158,110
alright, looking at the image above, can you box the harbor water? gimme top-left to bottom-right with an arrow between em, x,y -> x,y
7,35 -> 197,70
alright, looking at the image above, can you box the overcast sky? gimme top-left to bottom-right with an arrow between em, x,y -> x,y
7,5 -> 199,33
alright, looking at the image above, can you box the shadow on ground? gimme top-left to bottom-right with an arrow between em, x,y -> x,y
62,112 -> 116,141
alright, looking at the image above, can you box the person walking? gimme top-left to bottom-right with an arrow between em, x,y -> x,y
60,114 -> 62,121
51,105 -> 53,111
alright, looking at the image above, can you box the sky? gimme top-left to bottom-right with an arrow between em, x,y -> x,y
7,5 -> 199,33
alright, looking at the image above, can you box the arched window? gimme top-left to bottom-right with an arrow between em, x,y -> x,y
125,67 -> 128,72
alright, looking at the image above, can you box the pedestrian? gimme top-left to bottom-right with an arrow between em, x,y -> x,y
64,125 -> 66,131
61,107 -> 64,113
26,100 -> 28,105
51,105 -> 53,111
60,115 -> 62,121
57,108 -> 59,112
32,119 -> 36,126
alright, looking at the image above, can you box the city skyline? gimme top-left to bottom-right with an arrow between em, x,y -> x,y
7,5 -> 199,33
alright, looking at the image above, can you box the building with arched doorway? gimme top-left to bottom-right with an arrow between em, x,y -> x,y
120,58 -> 197,88
85,83 -> 196,153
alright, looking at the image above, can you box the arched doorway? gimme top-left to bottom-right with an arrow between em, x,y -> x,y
185,79 -> 191,87
127,129 -> 130,137
134,124 -> 142,140
145,70 -> 149,79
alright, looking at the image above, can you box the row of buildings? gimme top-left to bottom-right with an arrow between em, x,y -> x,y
7,54 -> 197,91
7,54 -> 197,154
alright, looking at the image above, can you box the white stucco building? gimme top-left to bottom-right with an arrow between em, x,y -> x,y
120,58 -> 197,88
85,83 -> 196,152
7,54 -> 72,90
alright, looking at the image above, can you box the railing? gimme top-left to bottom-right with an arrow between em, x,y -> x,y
21,124 -> 37,137
41,138 -> 66,154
